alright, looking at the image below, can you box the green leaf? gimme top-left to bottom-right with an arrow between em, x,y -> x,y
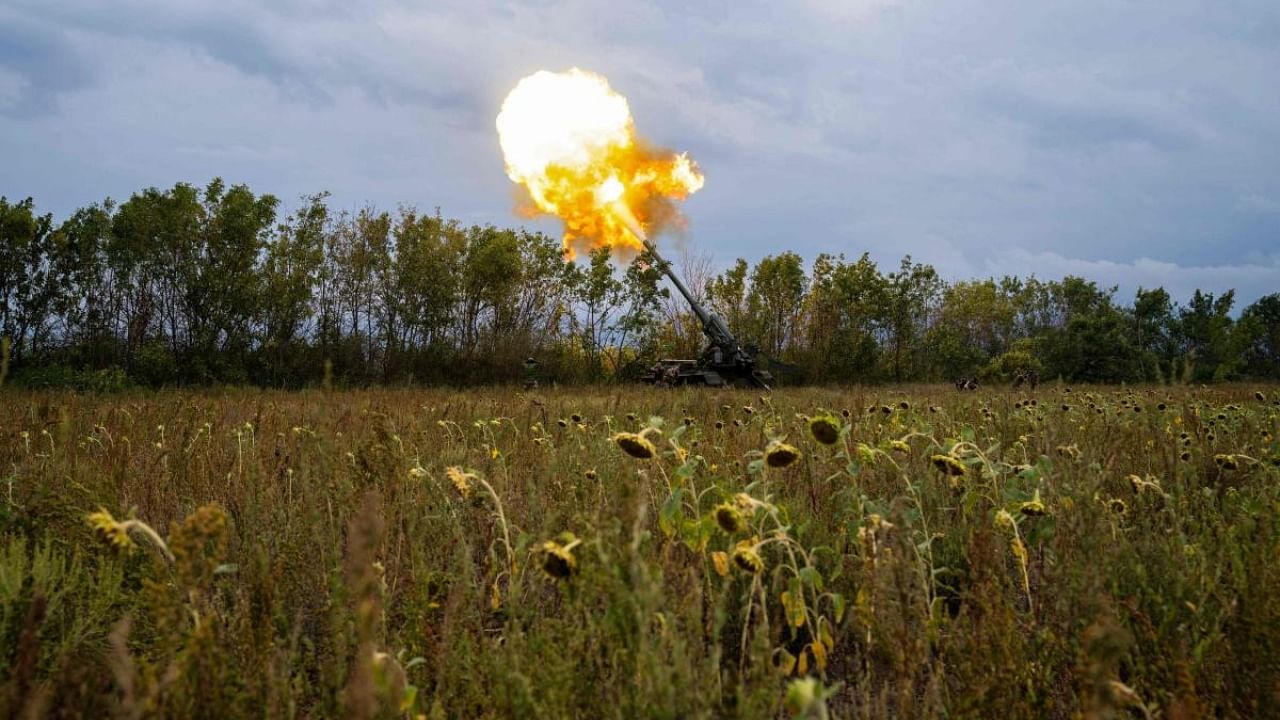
658,489 -> 687,537
799,566 -> 824,591
831,593 -> 846,623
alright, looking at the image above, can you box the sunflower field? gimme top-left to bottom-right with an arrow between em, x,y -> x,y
1,384 -> 1278,718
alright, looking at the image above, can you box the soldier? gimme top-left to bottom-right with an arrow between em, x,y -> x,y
522,357 -> 540,390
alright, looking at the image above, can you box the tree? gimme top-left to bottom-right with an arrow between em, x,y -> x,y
804,253 -> 884,382
0,197 -> 55,362
746,252 -> 808,360
566,248 -> 625,380
1037,277 -> 1141,382
707,259 -> 749,339
1177,289 -> 1237,382
259,194 -> 328,385
191,179 -> 278,380
879,256 -> 941,381
51,201 -> 115,367
1236,293 -> 1280,380
1132,287 -> 1177,381
925,279 -> 1015,379
386,208 -> 461,380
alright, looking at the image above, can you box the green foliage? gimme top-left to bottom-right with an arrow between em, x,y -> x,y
2,184 -> 1278,388
980,346 -> 1043,383
1238,293 -> 1280,379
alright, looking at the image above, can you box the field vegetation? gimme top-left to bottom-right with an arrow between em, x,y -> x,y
1,383 -> 1277,718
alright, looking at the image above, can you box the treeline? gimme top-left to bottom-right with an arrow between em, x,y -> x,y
1,179 -> 1277,388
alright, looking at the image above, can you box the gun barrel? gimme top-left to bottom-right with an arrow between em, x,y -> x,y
642,240 -> 713,328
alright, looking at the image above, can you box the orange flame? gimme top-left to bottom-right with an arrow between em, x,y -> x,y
496,68 -> 704,258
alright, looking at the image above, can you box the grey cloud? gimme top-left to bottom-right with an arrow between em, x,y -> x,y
983,91 -> 1194,153
0,0 -> 1277,305
0,10 -> 92,117
982,249 -> 1280,311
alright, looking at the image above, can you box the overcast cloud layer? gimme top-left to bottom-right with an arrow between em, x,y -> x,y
2,0 -> 1278,306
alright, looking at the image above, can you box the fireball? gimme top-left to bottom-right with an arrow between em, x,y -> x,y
496,68 -> 704,258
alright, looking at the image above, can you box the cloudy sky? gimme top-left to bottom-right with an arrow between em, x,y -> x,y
2,0 -> 1278,306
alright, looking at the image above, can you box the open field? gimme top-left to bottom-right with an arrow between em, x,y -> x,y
1,384 -> 1278,718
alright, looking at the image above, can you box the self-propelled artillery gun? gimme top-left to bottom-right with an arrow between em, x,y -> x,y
638,241 -> 773,390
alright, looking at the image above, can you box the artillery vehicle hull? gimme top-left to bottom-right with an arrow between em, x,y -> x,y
640,358 -> 773,389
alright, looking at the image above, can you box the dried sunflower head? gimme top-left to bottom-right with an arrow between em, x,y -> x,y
612,431 -> 657,459
764,440 -> 801,468
930,454 -> 967,477
539,539 -> 577,579
713,503 -> 746,534
1018,498 -> 1047,517
807,414 -> 841,446
1213,454 -> 1239,471
86,508 -> 134,552
731,541 -> 764,574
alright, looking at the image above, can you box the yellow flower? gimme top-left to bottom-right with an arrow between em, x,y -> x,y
445,466 -> 475,499
807,414 -> 840,446
764,440 -> 801,468
731,541 -> 764,574
887,439 -> 910,455
710,551 -> 730,577
713,503 -> 746,534
612,431 -> 657,459
86,508 -> 134,552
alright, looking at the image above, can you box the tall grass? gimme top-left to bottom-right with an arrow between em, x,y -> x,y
0,384 -> 1277,718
